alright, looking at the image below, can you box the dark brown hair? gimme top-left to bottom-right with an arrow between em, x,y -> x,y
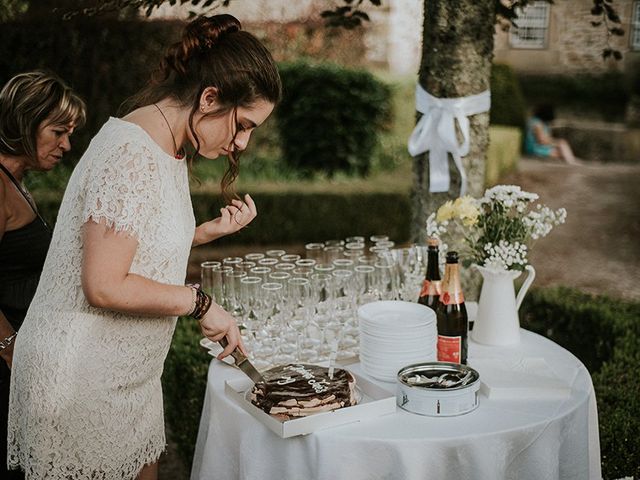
0,71 -> 86,160
533,104 -> 555,123
126,14 -> 282,202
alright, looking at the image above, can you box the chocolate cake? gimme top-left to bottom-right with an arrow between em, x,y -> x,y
250,363 -> 358,418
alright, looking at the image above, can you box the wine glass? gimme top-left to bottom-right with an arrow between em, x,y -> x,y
222,256 -> 243,269
200,261 -> 221,297
345,236 -> 365,244
244,252 -> 265,262
258,258 -> 278,267
259,282 -> 285,336
281,254 -> 301,263
354,265 -> 378,306
304,242 -> 324,263
323,245 -> 344,265
239,276 -> 262,332
249,266 -> 272,282
370,234 -> 389,244
223,269 -> 247,317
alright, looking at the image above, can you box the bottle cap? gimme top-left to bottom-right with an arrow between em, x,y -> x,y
446,251 -> 459,263
427,237 -> 439,247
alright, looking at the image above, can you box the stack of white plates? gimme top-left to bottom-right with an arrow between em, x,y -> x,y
358,300 -> 437,383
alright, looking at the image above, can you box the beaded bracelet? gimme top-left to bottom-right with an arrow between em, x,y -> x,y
186,284 -> 212,321
0,332 -> 17,352
186,284 -> 198,317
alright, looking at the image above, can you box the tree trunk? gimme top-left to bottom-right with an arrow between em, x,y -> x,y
411,0 -> 496,244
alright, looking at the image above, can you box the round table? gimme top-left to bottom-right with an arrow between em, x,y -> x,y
190,329 -> 601,480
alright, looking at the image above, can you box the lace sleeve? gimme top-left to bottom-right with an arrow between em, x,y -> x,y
81,141 -> 160,238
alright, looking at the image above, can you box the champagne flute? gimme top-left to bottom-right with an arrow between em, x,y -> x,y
200,261 -> 222,297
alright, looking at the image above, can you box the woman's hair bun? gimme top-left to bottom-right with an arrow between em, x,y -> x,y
162,14 -> 242,77
185,14 -> 241,50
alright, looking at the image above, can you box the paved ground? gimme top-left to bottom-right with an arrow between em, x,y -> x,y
158,157 -> 640,479
502,158 -> 640,301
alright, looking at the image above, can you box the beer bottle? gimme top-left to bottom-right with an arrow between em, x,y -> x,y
436,251 -> 469,365
418,237 -> 441,309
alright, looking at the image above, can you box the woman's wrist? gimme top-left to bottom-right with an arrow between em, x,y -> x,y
185,284 -> 212,320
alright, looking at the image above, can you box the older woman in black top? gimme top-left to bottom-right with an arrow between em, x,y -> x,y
0,71 -> 85,479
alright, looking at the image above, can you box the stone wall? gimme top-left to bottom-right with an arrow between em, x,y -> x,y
149,0 -> 423,74
150,0 -> 639,75
553,120 -> 640,163
494,0 -> 640,74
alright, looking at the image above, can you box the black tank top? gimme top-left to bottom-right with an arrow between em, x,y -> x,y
0,164 -> 52,330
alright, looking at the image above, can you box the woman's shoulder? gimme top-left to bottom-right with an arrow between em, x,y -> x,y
85,117 -> 173,164
106,117 -> 177,161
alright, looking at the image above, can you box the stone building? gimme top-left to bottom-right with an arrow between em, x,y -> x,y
152,0 -> 640,76
493,0 -> 640,74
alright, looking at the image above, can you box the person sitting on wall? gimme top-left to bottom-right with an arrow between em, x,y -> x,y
524,103 -> 581,165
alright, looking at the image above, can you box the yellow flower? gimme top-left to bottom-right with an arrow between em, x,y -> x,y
454,196 -> 479,226
436,200 -> 455,222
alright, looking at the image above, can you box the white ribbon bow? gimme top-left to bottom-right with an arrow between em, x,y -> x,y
408,85 -> 491,196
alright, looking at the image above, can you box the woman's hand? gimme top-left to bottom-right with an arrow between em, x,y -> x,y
193,194 -> 257,247
198,302 -> 247,359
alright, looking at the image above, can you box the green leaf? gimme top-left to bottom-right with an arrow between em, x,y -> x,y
352,11 -> 370,21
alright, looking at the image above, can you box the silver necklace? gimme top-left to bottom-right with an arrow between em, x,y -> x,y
153,104 -> 185,159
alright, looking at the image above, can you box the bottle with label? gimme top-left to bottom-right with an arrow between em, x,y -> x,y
418,237 -> 441,309
436,251 -> 469,365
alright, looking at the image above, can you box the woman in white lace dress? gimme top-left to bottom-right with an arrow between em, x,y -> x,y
7,14 -> 281,480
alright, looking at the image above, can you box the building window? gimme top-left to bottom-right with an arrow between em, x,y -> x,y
509,1 -> 550,49
632,1 -> 640,50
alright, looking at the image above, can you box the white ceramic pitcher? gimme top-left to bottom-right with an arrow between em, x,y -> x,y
471,264 -> 536,346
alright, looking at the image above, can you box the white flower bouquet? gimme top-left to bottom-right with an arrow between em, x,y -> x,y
426,185 -> 567,271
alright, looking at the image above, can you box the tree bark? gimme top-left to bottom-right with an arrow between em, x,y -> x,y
411,0 -> 496,244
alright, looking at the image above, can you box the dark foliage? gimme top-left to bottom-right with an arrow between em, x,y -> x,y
517,72 -> 629,121
0,16 -> 183,163
521,287 -> 640,479
162,317 -> 210,467
34,190 -> 412,245
276,61 -> 392,177
490,64 -> 527,129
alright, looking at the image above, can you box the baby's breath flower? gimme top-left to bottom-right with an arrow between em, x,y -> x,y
425,186 -> 566,270
482,241 -> 528,271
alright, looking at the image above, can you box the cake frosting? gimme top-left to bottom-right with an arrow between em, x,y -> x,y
250,363 -> 358,418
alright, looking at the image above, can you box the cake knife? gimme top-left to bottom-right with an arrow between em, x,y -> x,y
218,337 -> 265,384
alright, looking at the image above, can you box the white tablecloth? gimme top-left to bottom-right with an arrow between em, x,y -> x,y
190,330 -> 601,480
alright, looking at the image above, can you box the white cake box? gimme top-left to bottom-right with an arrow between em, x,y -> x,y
225,371 -> 396,438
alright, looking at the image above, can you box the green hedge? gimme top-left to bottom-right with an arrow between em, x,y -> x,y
35,190 -> 412,245
163,317 -> 210,467
0,17 -> 183,164
520,287 -> 640,480
162,287 -> 640,476
277,61 -> 392,176
490,63 -> 526,129
517,72 -> 629,121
